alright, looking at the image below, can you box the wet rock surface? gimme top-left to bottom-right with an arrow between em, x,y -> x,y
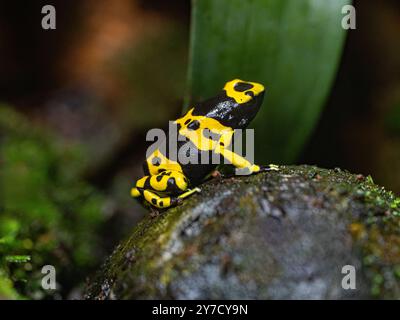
85,165 -> 400,299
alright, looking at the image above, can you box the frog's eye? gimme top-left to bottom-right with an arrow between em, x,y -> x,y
234,82 -> 253,92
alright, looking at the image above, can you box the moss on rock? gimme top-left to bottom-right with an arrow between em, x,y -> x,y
85,165 -> 400,299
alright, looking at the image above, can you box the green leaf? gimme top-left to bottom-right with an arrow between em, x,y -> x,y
186,0 -> 350,163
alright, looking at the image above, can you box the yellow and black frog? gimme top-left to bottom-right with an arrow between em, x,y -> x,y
131,79 -> 278,209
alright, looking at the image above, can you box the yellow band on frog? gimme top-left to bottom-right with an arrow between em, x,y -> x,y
223,79 -> 264,104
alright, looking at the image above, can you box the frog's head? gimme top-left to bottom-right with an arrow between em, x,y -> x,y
193,79 -> 265,128
222,79 -> 265,128
223,79 -> 265,105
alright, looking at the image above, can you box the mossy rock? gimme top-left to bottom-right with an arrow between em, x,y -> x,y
85,165 -> 400,299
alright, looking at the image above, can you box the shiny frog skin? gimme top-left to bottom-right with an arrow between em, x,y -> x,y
131,79 -> 278,209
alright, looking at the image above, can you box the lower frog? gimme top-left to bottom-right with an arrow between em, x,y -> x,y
131,79 -> 278,209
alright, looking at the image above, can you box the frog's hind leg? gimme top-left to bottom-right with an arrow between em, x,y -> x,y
217,147 -> 261,175
130,181 -> 171,208
131,171 -> 200,209
142,189 -> 176,208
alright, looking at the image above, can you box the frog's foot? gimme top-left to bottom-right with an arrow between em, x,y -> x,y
259,164 -> 280,172
178,187 -> 201,200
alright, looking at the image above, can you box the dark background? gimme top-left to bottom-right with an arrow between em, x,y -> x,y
1,0 -> 399,193
0,0 -> 399,298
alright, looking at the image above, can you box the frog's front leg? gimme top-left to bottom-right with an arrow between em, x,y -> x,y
217,147 -> 260,174
217,147 -> 279,175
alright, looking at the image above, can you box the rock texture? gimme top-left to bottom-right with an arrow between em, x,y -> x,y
85,165 -> 400,299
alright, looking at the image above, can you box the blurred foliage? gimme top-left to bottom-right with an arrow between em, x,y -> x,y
115,24 -> 188,129
385,102 -> 400,136
0,105 -> 105,299
186,0 -> 350,163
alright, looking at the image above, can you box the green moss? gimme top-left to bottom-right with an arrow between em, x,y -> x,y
344,173 -> 400,298
0,105 -> 105,299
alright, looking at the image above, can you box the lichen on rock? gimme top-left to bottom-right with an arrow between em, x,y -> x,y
85,165 -> 400,299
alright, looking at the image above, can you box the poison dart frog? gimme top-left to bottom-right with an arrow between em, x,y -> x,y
131,79 -> 278,209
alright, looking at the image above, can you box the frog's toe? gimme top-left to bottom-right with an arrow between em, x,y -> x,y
260,164 -> 280,172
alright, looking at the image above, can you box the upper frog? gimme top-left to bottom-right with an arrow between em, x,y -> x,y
131,79 -> 277,209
